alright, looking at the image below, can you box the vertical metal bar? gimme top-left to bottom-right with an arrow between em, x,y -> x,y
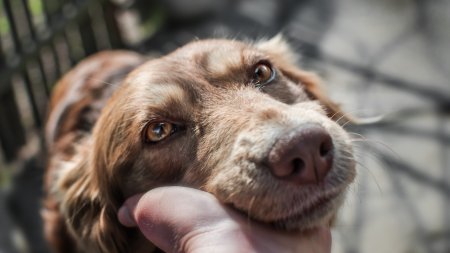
71,0 -> 97,57
4,0 -> 44,127
102,1 -> 124,49
0,87 -> 26,162
2,0 -> 23,54
42,0 -> 77,67
37,56 -> 50,97
21,70 -> 42,127
63,30 -> 77,65
78,13 -> 97,56
0,26 -> 26,162
20,0 -> 36,38
50,43 -> 62,80
41,0 -> 53,24
21,0 -> 50,97
41,0 -> 68,85
0,29 -> 5,69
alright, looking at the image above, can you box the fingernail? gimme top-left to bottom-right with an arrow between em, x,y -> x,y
118,205 -> 136,227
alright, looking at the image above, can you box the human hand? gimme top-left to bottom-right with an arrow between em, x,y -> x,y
118,186 -> 331,253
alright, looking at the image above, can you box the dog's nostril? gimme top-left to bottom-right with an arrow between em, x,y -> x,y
319,139 -> 333,157
291,158 -> 304,175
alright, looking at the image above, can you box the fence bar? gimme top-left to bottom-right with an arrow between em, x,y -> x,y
21,69 -> 42,127
21,0 -> 36,39
0,87 -> 27,162
78,13 -> 97,56
0,28 -> 26,162
50,43 -> 62,81
102,1 -> 124,49
2,0 -> 23,53
41,0 -> 74,74
20,0 -> 50,97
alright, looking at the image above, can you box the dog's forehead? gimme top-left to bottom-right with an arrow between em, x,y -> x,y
174,39 -> 265,76
123,39 -> 274,110
179,39 -> 251,58
132,40 -> 263,87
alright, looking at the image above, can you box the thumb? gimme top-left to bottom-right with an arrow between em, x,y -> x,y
117,194 -> 142,227
117,187 -> 230,252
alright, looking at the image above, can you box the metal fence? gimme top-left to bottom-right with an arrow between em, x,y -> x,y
0,0 -> 123,163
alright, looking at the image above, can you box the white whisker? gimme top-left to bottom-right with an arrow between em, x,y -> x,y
350,139 -> 400,159
86,77 -> 121,87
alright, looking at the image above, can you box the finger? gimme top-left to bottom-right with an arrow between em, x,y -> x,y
294,227 -> 332,253
119,187 -> 229,252
117,194 -> 142,227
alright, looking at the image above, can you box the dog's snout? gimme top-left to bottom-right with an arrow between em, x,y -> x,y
268,124 -> 334,185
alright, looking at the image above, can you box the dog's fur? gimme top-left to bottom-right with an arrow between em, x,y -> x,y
43,36 -> 356,253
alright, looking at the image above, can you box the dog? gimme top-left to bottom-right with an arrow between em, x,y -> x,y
43,36 -> 356,253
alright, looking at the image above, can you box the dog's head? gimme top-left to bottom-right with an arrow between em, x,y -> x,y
60,36 -> 355,252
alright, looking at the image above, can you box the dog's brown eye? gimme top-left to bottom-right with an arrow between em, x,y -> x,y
145,122 -> 177,143
253,62 -> 275,86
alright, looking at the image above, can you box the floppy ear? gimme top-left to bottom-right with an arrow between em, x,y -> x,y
57,148 -> 128,253
257,35 -> 351,123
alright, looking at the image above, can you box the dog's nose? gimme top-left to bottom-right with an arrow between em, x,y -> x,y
268,124 -> 334,185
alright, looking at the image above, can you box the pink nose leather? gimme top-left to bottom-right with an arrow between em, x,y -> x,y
268,124 -> 334,185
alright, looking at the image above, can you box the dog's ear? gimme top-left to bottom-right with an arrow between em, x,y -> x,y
57,150 -> 127,253
257,35 -> 351,123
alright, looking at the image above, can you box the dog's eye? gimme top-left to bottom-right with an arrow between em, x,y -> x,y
144,122 -> 178,143
253,62 -> 275,86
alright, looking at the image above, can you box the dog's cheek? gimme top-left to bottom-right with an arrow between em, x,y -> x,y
324,125 -> 357,186
120,143 -> 195,196
204,161 -> 265,206
202,128 -> 279,207
292,101 -> 328,116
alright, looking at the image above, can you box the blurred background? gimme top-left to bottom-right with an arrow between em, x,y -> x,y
0,0 -> 449,252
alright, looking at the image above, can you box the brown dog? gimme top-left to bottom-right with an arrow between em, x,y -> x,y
43,36 -> 356,253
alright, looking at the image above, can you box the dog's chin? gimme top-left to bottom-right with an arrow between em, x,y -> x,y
269,191 -> 345,231
230,190 -> 345,231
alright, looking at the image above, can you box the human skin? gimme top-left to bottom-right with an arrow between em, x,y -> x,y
118,186 -> 332,253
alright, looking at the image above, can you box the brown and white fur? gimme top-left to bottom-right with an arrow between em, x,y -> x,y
43,36 -> 356,253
